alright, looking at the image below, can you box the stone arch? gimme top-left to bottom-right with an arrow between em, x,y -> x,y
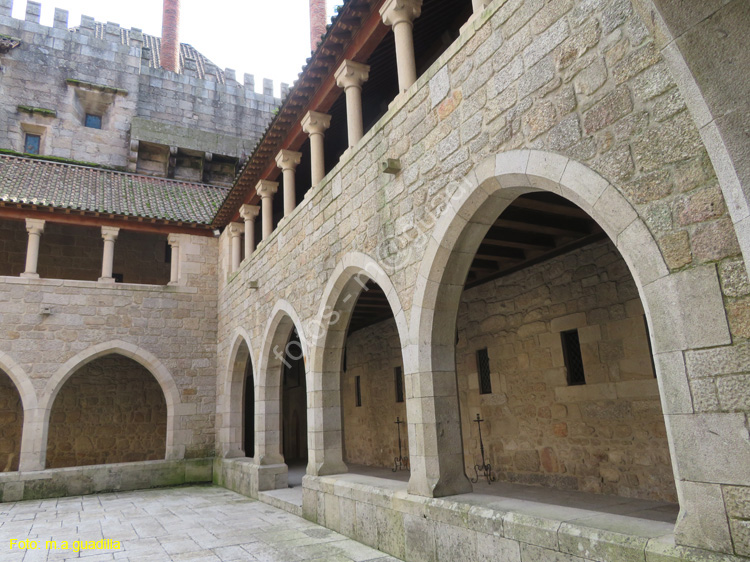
218,328 -> 257,458
411,149 -> 734,546
255,300 -> 307,466
38,341 -> 183,467
306,252 -> 409,476
0,351 -> 36,472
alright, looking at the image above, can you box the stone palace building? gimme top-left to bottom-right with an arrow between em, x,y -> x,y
0,0 -> 749,560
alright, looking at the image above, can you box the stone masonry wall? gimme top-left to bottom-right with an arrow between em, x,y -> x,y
0,233 -> 219,460
342,318 -> 409,468
0,219 -> 171,284
0,6 -> 279,168
215,0 -> 749,554
0,370 -> 22,472
457,238 -> 675,502
46,354 -> 167,468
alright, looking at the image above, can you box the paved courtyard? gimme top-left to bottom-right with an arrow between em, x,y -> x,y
0,485 -> 403,562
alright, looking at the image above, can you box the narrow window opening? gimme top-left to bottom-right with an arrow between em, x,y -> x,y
24,134 -> 41,154
165,242 -> 172,263
476,348 -> 492,395
355,375 -> 362,407
85,114 -> 102,129
394,366 -> 404,403
561,329 -> 586,386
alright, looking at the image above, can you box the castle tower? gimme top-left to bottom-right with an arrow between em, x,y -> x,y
161,0 -> 180,72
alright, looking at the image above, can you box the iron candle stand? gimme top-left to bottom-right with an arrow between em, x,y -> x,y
393,416 -> 409,471
471,413 -> 495,484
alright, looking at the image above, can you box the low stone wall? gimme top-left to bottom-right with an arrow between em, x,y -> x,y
301,474 -> 746,562
0,458 -> 212,502
212,457 -> 287,499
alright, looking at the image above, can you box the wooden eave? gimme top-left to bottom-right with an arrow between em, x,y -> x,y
212,0 -> 389,228
0,202 -> 216,237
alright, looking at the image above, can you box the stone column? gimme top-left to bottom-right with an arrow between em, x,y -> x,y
227,222 -> 243,272
301,111 -> 332,187
335,60 -> 371,148
275,150 -> 302,217
380,0 -> 422,93
167,233 -> 180,285
98,226 -> 120,282
256,180 -> 279,240
240,204 -> 260,256
21,219 -> 45,278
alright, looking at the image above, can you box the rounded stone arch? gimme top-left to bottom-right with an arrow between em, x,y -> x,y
39,340 -> 184,466
306,252 -> 410,476
257,300 -> 309,391
218,328 -> 258,458
411,149 -> 733,544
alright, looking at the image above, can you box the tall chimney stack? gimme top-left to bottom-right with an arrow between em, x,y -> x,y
161,0 -> 180,72
310,0 -> 326,51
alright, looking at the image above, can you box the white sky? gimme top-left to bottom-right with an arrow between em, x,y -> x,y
11,0 -> 345,96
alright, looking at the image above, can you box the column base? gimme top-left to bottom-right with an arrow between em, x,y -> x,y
98,277 -> 116,283
20,272 -> 39,279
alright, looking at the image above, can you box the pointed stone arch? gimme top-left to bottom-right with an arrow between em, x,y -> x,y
218,328 -> 258,458
307,252 -> 409,476
37,340 -> 184,468
0,351 -> 37,472
409,149 -> 736,550
255,300 -> 307,467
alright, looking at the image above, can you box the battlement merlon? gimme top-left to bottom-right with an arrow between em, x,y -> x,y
25,0 -> 40,23
0,0 -> 11,18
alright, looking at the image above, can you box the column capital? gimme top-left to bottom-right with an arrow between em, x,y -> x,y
167,233 -> 180,247
301,111 -> 332,136
335,59 -> 370,90
380,0 -> 422,27
240,204 -> 261,220
227,222 -> 244,237
25,218 -> 45,235
275,149 -> 303,171
256,180 -> 279,199
101,226 -> 119,242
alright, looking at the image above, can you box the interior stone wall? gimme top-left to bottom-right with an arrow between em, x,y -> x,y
0,219 -> 170,284
46,354 -> 167,468
456,238 -> 676,502
0,370 -> 22,472
342,318 -> 408,469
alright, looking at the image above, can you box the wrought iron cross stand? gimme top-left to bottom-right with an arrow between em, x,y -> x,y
393,416 -> 409,471
471,413 -> 495,484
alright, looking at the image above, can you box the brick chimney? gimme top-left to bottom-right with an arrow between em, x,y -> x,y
310,0 -> 326,51
161,0 -> 180,72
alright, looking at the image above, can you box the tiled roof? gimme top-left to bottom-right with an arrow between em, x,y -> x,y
0,154 -> 227,225
72,23 -> 226,84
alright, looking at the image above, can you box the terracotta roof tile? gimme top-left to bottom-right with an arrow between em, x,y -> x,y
0,155 -> 227,225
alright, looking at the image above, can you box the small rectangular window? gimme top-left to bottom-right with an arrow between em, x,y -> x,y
394,366 -> 404,403
85,114 -> 102,129
24,134 -> 41,154
476,348 -> 492,394
561,329 -> 586,386
355,376 -> 362,407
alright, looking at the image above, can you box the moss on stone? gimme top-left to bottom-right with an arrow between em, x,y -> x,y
65,78 -> 128,96
17,105 -> 57,117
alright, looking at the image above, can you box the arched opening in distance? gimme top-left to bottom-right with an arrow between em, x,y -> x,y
46,353 -> 167,468
0,369 -> 23,472
282,328 -> 307,466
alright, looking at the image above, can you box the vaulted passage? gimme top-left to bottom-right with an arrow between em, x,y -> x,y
0,370 -> 23,472
47,354 -> 167,468
342,281 -> 408,472
243,355 -> 255,458
455,193 -> 677,502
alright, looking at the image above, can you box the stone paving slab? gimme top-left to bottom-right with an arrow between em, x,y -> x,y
0,485 -> 403,562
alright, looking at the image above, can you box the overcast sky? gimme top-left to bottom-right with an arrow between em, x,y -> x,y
12,0 -> 345,96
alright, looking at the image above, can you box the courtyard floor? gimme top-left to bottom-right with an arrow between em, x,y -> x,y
0,485 -> 403,562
